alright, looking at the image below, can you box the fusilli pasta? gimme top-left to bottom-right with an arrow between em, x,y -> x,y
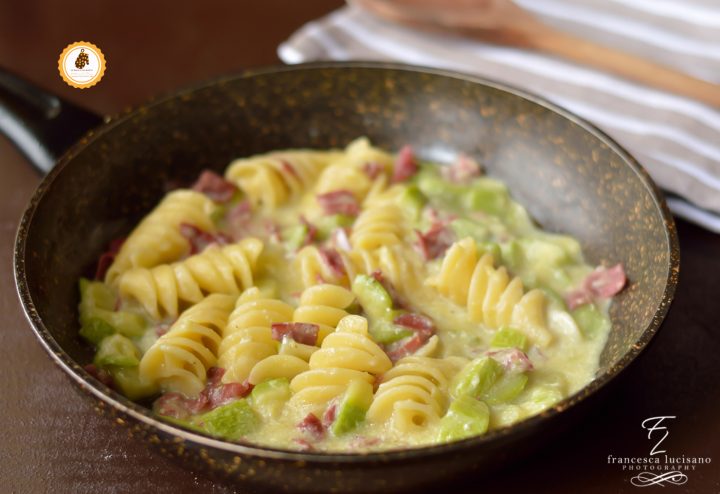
350,202 -> 406,251
292,284 -> 356,343
118,238 -> 263,319
294,245 -> 348,289
139,293 -> 235,396
314,138 -> 393,202
106,190 -> 216,283
218,287 -> 295,384
290,315 -> 391,413
225,150 -> 341,208
428,237 -> 551,345
367,356 -> 462,432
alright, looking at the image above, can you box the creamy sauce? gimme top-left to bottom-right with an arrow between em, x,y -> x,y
80,139 -> 612,452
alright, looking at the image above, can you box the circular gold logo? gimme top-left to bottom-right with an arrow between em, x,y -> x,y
58,41 -> 106,89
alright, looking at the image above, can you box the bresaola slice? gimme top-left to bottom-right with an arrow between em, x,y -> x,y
152,367 -> 253,419
384,312 -> 437,362
441,154 -> 482,184
317,190 -> 360,216
191,170 -> 237,202
565,264 -> 627,310
318,247 -> 346,278
392,145 -> 418,182
414,223 -> 455,260
297,412 -> 325,440
362,161 -> 384,180
180,223 -> 232,255
271,322 -> 319,345
94,237 -> 125,280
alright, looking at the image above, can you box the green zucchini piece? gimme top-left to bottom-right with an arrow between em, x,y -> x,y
352,274 -> 393,323
110,367 -> 158,400
450,356 -> 503,399
490,327 -> 528,351
437,395 -> 490,442
482,373 -> 529,405
571,303 -> 610,339
79,317 -> 115,345
250,378 -> 291,419
199,399 -> 259,440
331,379 -> 374,435
94,334 -> 140,368
398,184 -> 427,221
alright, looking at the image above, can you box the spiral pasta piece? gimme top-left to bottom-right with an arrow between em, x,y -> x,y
225,150 -> 341,208
346,245 -> 415,292
139,293 -> 235,396
290,315 -> 391,412
118,238 -> 264,319
217,287 -> 296,384
314,138 -> 393,202
294,245 -> 348,289
350,202 -> 406,251
367,356 -> 460,432
106,190 -> 216,283
429,237 -> 550,344
293,284 -> 356,344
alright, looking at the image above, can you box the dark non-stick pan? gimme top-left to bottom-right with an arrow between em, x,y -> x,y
4,62 -> 679,493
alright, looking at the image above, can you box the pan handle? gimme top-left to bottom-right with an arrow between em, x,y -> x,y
0,67 -> 103,174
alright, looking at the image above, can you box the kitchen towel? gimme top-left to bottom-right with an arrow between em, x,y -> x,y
279,0 -> 720,233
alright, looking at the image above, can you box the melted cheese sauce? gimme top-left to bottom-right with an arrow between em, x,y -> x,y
89,141 -> 612,452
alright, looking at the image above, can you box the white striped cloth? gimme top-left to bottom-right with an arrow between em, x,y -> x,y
279,1 -> 720,233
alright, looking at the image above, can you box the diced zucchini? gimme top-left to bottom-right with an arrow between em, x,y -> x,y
250,378 -> 291,419
79,317 -> 115,345
352,274 -> 393,321
110,367 -> 158,400
369,319 -> 412,345
331,380 -> 374,435
199,399 -> 259,440
450,218 -> 489,243
571,303 -> 610,339
415,169 -> 447,198
281,224 -> 308,251
94,334 -> 140,368
524,384 -> 564,414
79,278 -> 146,339
491,327 -> 527,351
462,180 -> 509,216
519,238 -> 572,268
437,395 -> 490,442
314,214 -> 355,241
104,311 -> 146,338
500,240 -> 523,271
398,184 -> 427,221
79,278 -> 115,317
450,356 -> 503,399
482,373 -> 528,405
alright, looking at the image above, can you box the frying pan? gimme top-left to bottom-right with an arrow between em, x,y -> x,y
4,62 -> 679,493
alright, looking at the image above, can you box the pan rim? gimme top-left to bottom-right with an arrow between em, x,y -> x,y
13,60 -> 680,464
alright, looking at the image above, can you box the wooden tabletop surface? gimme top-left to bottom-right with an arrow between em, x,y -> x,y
1,2 -> 719,493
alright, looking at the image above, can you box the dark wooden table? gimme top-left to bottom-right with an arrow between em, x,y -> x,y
1,2 -> 718,493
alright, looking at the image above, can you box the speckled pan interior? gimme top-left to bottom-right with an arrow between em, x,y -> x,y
15,62 -> 679,493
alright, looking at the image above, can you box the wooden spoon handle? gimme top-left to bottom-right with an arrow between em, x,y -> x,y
354,0 -> 720,107
522,24 -> 720,108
